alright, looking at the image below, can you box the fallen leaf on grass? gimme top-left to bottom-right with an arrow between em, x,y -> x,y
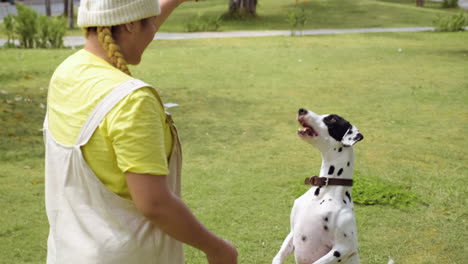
31,179 -> 44,185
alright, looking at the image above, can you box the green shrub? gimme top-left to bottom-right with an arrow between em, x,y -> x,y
433,12 -> 467,32
287,5 -> 308,36
3,14 -> 15,46
441,0 -> 458,8
3,4 -> 67,49
15,4 -> 39,48
48,17 -> 67,48
36,16 -> 50,48
37,16 -> 67,48
184,12 -> 222,32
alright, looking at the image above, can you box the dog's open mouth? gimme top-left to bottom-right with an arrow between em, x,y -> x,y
298,121 -> 319,137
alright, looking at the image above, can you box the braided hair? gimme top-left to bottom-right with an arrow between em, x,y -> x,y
85,27 -> 131,76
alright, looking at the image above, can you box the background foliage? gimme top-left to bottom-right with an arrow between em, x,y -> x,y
2,4 -> 66,48
0,31 -> 467,263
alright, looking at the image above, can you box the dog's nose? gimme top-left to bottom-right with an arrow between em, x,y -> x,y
298,108 -> 308,116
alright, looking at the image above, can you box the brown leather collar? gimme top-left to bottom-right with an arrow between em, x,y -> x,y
304,176 -> 353,187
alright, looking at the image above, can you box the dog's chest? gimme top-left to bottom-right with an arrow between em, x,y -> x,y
293,187 -> 355,237
299,186 -> 354,212
291,189 -> 357,262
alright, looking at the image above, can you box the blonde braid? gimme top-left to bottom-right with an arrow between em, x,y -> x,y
97,27 -> 131,76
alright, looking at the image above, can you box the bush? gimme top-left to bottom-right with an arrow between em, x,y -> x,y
2,4 -> 67,49
184,12 -> 222,32
47,17 -> 67,48
15,4 -> 39,48
287,5 -> 308,36
441,0 -> 458,8
433,12 -> 467,32
37,16 -> 67,48
3,14 -> 15,46
36,16 -> 51,48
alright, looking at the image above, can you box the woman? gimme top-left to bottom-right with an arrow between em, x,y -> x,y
44,0 -> 237,263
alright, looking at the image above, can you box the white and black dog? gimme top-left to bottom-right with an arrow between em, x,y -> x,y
273,108 -> 364,264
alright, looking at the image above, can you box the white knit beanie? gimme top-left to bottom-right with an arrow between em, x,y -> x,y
77,0 -> 161,27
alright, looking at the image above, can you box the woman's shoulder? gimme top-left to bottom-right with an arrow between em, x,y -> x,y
113,84 -> 164,115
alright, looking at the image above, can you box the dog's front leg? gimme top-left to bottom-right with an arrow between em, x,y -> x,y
312,245 -> 355,264
272,232 -> 294,264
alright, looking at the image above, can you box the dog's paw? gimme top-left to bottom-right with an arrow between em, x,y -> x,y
272,257 -> 282,264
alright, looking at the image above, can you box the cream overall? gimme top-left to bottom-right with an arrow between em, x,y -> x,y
44,79 -> 184,264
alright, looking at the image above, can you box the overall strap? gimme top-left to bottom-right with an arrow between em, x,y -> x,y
43,111 -> 49,130
75,79 -> 151,147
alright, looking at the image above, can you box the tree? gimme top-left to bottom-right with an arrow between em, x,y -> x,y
45,0 -> 51,16
416,0 -> 424,7
67,0 -> 74,29
229,0 -> 258,17
63,0 -> 69,17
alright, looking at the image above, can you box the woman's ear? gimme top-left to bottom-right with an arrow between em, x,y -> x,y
124,22 -> 134,33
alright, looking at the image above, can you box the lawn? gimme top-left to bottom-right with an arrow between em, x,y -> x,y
1,0 -> 467,38
159,0 -> 466,32
0,31 -> 467,263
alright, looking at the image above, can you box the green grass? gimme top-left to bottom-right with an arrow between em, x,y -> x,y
1,31 -> 468,263
1,0 -> 467,38
159,0 -> 467,32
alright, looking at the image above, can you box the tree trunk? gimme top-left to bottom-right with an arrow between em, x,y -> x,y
229,0 -> 241,15
416,0 -> 424,7
68,0 -> 74,29
243,0 -> 257,16
229,0 -> 257,16
64,0 -> 69,17
45,0 -> 51,16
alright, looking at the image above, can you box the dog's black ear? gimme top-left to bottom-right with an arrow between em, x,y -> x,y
341,124 -> 363,147
323,114 -> 351,143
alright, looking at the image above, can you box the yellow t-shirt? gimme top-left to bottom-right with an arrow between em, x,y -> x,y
47,49 -> 173,200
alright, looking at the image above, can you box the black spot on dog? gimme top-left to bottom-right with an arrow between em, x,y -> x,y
329,199 -> 332,201
334,251 -> 341,258
337,168 -> 343,176
302,235 -> 307,242
324,217 -> 329,222
338,147 -> 343,152
328,166 -> 335,175
315,187 -> 321,196
347,162 -> 350,167
343,199 -> 347,204
320,200 -> 325,205
338,260 -> 342,263
344,233 -> 347,238
347,129 -> 353,135
346,191 -> 352,202
324,225 -> 329,231
323,115 -> 352,142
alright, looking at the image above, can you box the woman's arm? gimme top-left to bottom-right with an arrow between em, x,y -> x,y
126,172 -> 238,264
154,0 -> 189,32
